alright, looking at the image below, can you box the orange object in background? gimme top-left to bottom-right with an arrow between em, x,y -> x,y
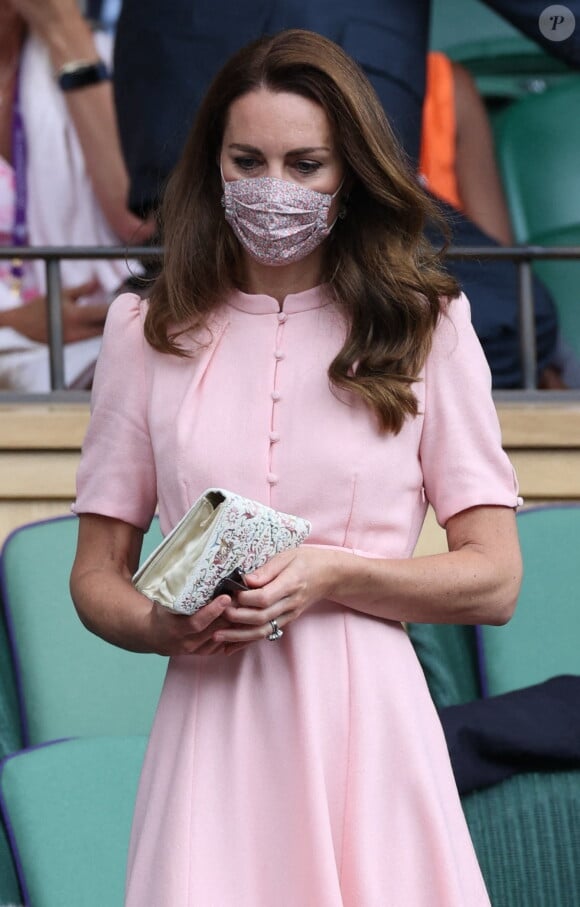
419,51 -> 463,211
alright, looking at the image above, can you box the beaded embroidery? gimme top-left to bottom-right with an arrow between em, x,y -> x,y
134,489 -> 311,615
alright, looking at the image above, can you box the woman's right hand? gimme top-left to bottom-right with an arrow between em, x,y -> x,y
70,514 -> 256,657
147,595 -> 243,657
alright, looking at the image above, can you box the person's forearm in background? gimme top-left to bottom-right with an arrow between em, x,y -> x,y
9,0 -> 153,244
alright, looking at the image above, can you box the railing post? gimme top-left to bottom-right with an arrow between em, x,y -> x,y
517,259 -> 537,390
45,258 -> 65,390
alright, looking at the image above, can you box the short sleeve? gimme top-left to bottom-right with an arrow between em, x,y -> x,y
420,292 -> 521,527
72,293 -> 157,530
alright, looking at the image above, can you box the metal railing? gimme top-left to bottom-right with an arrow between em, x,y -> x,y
446,245 -> 580,393
0,243 -> 579,401
0,245 -> 159,399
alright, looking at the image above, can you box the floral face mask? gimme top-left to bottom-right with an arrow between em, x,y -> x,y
222,174 -> 343,266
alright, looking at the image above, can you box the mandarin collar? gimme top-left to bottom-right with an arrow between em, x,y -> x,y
227,284 -> 332,315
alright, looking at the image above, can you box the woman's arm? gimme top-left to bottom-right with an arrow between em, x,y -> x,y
453,61 -> 514,246
213,505 -> 522,646
9,0 -> 152,243
331,504 -> 522,624
70,513 -> 236,656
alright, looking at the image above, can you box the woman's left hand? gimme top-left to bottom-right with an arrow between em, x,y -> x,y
8,0 -> 105,74
213,547 -> 346,650
7,0 -> 80,38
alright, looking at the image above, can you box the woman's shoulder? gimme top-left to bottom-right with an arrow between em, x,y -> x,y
429,291 -> 472,356
105,291 -> 229,356
438,290 -> 471,323
423,290 -> 493,390
100,293 -> 149,359
106,291 -> 147,324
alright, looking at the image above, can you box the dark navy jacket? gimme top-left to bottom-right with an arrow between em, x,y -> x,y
113,0 -> 580,213
112,0 -> 580,387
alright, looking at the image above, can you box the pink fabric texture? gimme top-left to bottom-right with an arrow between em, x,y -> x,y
74,287 -> 519,906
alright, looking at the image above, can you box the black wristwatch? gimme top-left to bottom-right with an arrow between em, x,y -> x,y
57,59 -> 110,92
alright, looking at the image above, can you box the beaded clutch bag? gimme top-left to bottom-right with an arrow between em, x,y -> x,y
133,488 -> 311,615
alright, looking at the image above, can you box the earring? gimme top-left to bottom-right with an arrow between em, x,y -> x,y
338,200 -> 348,220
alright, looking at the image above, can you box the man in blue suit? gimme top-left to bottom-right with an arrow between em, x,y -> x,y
113,0 -> 579,215
111,0 -> 580,388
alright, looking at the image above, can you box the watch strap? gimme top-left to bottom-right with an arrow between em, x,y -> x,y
57,59 -> 110,92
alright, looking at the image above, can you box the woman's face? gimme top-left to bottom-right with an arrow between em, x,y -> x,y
220,87 -> 345,223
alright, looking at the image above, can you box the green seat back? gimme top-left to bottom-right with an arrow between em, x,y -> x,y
446,36 -> 573,101
529,225 -> 580,358
480,506 -> 580,697
430,0 -> 520,55
494,78 -> 580,242
0,599 -> 23,907
462,769 -> 580,907
0,601 -> 21,760
429,0 -> 571,100
0,515 -> 167,745
0,735 -> 147,907
407,622 -> 481,708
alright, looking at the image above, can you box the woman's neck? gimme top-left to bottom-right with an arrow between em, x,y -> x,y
240,250 -> 324,309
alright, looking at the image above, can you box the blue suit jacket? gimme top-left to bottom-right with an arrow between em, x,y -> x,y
114,0 -> 432,213
113,0 -> 580,213
113,0 -> 577,387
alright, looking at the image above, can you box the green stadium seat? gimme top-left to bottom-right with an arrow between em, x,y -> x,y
430,0 -> 520,55
527,225 -> 580,358
0,515 -> 167,746
494,78 -> 580,242
446,37 -> 574,101
406,622 -> 482,708
0,586 -> 22,904
0,735 -> 147,907
408,505 -> 580,904
493,80 -> 580,355
0,515 -> 164,904
410,506 -> 580,703
479,505 -> 580,697
462,770 -> 580,907
429,0 -> 574,100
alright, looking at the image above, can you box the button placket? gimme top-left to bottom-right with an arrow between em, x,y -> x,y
267,315 -> 287,489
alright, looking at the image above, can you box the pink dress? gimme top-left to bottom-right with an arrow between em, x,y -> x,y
73,286 -> 520,906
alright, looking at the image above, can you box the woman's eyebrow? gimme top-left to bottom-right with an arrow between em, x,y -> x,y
228,143 -> 262,153
286,146 -> 331,155
228,143 -> 331,154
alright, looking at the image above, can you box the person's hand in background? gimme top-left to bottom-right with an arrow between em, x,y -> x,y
0,281 -> 109,343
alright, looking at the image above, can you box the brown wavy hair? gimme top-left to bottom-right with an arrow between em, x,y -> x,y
145,28 -> 459,433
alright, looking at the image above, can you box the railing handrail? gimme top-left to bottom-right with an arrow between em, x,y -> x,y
2,243 -> 580,261
0,243 -> 579,399
0,245 -> 162,261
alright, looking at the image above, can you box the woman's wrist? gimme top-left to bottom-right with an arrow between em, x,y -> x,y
322,547 -> 363,602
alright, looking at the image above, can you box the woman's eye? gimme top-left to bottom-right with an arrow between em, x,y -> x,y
233,157 -> 260,171
295,160 -> 322,175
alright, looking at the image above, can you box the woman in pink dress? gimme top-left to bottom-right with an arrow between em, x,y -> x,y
70,29 -> 522,906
